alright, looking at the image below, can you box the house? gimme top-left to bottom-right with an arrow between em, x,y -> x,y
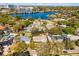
60,24 -> 67,28
28,48 -> 37,56
0,25 -> 5,30
0,39 -> 13,46
0,9 -> 10,14
33,35 -> 47,42
67,35 -> 79,41
44,20 -> 56,30
64,46 -> 79,55
53,18 -> 65,21
46,23 -> 55,30
20,35 -> 30,44
3,27 -> 12,35
48,34 -> 64,42
26,20 -> 44,32
0,25 -> 5,39
3,45 -> 10,55
0,33 -> 17,46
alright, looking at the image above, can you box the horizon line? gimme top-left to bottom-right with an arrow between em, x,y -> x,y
0,3 -> 79,6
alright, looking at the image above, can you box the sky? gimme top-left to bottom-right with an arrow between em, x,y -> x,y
0,3 -> 79,6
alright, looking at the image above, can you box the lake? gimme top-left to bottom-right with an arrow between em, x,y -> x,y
11,12 -> 56,19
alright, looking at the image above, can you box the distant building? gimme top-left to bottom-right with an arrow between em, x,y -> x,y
16,8 -> 32,13
0,5 -> 8,8
16,6 -> 33,13
8,5 -> 17,9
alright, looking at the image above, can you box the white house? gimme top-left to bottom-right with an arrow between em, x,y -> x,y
33,35 -> 47,42
67,35 -> 79,41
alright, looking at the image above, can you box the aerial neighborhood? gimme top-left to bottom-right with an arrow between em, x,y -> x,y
0,4 -> 79,56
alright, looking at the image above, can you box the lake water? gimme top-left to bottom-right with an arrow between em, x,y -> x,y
11,12 -> 56,19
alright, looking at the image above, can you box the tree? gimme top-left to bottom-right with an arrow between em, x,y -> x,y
28,16 -> 34,21
73,19 -> 79,28
12,25 -> 20,32
63,38 -> 75,50
48,14 -> 57,20
34,42 -> 51,56
0,44 -> 4,55
31,27 -> 44,36
75,39 -> 79,46
15,16 -> 22,21
58,20 -> 70,25
51,42 -> 64,56
0,18 -> 8,25
48,27 -> 63,35
0,14 -> 13,25
62,27 -> 75,34
7,20 -> 15,25
7,41 -> 30,56
42,21 -> 47,26
19,20 -> 32,27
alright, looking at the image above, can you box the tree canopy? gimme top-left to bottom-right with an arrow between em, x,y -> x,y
7,41 -> 30,56
62,27 -> 75,34
48,27 -> 63,35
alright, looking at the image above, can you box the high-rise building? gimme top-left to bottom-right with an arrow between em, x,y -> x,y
0,4 -> 8,8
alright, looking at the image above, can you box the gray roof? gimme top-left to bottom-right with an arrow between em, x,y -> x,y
20,36 -> 30,42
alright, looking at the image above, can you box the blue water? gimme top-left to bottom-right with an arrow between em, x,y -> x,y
11,12 -> 56,19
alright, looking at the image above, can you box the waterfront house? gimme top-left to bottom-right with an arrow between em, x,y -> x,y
16,6 -> 33,13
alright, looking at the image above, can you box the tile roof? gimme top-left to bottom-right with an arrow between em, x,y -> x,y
0,25 -> 5,30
